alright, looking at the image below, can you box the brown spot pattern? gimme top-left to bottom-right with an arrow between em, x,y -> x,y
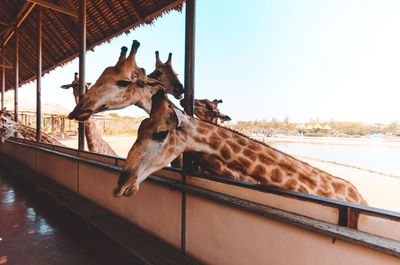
348,187 -> 359,201
166,147 -> 175,156
227,140 -> 241,153
193,136 -> 205,143
258,154 -> 275,165
270,169 -> 283,183
197,127 -> 209,135
220,146 -> 232,160
284,179 -> 297,190
317,189 -> 332,198
252,165 -> 266,177
235,136 -> 247,146
243,149 -> 257,161
218,130 -> 229,138
332,182 -> 346,194
238,157 -> 252,169
298,186 -> 308,193
298,173 -> 317,189
278,162 -> 297,173
227,160 -> 242,170
209,137 -> 222,150
247,142 -> 261,151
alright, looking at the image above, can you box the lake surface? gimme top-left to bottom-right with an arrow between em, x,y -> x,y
268,139 -> 400,177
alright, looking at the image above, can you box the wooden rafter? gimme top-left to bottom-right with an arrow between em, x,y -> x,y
86,2 -> 107,39
41,10 -> 69,58
63,0 -> 76,12
2,2 -> 36,47
27,0 -> 77,18
126,0 -> 145,23
91,2 -> 115,32
53,11 -> 80,46
0,63 -> 12,69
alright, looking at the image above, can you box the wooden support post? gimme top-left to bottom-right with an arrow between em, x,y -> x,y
36,7 -> 42,142
181,0 -> 196,255
78,0 -> 86,150
1,47 -> 5,109
14,28 -> 19,123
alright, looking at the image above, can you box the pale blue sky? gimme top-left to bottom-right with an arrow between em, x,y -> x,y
7,0 -> 400,123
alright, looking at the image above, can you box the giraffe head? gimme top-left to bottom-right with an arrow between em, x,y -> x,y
147,51 -> 184,99
180,98 -> 231,124
68,40 -> 145,121
0,108 -> 19,143
113,90 -> 188,197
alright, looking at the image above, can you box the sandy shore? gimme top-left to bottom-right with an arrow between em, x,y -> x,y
60,135 -> 400,212
298,156 -> 400,212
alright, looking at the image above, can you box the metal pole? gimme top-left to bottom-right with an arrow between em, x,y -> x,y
1,47 -> 5,109
14,27 -> 19,123
78,0 -> 86,150
183,0 -> 196,117
36,7 -> 42,142
181,0 -> 196,255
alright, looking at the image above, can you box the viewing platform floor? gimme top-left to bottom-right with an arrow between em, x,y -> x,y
0,169 -> 144,265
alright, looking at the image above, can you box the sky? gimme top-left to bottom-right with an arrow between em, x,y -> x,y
5,0 -> 400,123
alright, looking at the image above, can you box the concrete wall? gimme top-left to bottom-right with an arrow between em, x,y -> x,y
2,140 -> 399,265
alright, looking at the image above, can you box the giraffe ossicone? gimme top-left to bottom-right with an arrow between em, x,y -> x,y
114,90 -> 367,205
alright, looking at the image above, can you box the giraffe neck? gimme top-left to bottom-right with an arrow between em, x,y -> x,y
126,80 -> 167,114
19,124 -> 62,145
84,117 -> 117,156
181,117 -> 366,204
72,87 -> 116,156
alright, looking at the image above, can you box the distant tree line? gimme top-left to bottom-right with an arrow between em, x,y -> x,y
229,119 -> 400,137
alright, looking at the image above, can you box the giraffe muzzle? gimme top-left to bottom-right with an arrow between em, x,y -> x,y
68,108 -> 93,121
113,184 -> 138,197
113,170 -> 139,197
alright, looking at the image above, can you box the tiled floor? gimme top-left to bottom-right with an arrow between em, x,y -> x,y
0,170 -> 144,265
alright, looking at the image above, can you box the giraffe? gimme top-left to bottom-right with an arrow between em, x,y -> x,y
60,72 -> 91,104
182,98 -> 232,124
0,108 -> 19,143
68,43 -> 258,183
68,40 -> 184,121
0,108 -> 61,145
113,90 -> 367,205
61,72 -> 117,156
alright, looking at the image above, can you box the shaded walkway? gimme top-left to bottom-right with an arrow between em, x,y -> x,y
0,169 -> 143,265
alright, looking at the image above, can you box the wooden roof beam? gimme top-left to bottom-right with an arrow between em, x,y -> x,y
126,0 -> 145,23
3,2 -> 36,47
0,63 -> 13,69
27,0 -> 78,18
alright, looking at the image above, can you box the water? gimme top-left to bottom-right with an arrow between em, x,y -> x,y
268,139 -> 400,177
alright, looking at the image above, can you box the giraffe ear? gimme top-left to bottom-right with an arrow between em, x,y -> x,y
219,114 -> 231,122
173,108 -> 188,128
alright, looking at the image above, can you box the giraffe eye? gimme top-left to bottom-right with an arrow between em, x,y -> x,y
152,130 -> 169,141
116,80 -> 132,87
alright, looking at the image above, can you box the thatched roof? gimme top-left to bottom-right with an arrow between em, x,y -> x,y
0,0 -> 184,91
